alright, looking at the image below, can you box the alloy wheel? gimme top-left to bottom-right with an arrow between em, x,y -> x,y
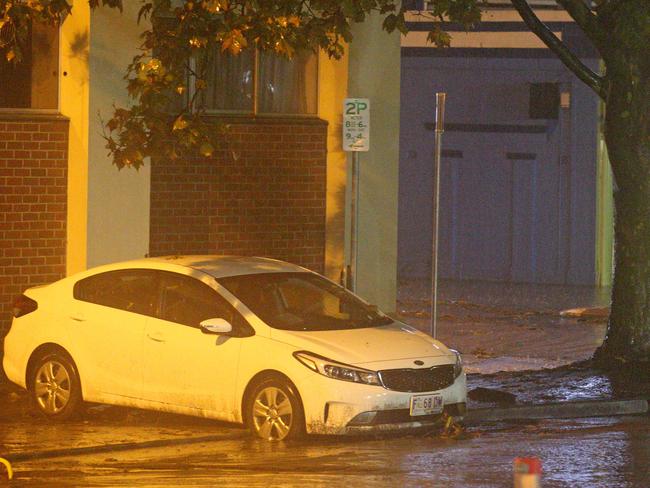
34,360 -> 72,414
252,386 -> 294,441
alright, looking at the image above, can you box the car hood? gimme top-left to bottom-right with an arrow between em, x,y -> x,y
271,321 -> 455,369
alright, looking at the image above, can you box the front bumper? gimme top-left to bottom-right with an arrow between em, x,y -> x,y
294,369 -> 467,435
346,403 -> 466,434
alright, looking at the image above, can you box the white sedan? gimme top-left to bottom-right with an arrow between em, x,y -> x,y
3,256 -> 466,440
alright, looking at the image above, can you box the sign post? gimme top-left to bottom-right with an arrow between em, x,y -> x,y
431,93 -> 446,338
342,98 -> 370,292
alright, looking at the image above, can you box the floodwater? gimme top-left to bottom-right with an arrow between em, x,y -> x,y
1,414 -> 648,487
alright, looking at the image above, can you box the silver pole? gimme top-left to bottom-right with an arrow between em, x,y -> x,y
431,92 -> 446,338
350,151 -> 360,292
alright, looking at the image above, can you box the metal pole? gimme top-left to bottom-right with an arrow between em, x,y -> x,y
350,151 -> 360,292
431,92 -> 446,338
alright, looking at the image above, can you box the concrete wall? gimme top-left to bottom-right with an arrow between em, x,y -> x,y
347,16 -> 401,311
87,6 -> 151,268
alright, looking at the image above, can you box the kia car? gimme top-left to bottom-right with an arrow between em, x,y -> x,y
3,255 -> 466,440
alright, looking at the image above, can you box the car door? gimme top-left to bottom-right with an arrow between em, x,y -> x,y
142,271 -> 251,416
71,269 -> 159,400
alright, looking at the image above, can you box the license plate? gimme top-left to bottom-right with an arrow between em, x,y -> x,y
410,393 -> 444,416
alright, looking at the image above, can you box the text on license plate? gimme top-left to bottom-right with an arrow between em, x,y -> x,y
410,393 -> 444,416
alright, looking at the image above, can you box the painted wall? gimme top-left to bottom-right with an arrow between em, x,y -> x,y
87,7 -> 151,268
398,55 -> 602,285
319,51 -> 349,281
348,15 -> 401,311
59,2 -> 90,274
397,10 -> 613,286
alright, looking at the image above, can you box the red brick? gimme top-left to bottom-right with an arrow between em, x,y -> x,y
149,119 -> 326,274
0,115 -> 68,335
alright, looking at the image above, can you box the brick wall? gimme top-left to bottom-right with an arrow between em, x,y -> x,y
150,117 -> 328,273
0,115 -> 68,336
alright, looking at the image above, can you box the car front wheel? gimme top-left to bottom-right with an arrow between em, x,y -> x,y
248,377 -> 305,441
30,352 -> 82,420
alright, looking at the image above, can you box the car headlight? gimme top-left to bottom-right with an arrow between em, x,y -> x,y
293,351 -> 381,386
451,349 -> 463,378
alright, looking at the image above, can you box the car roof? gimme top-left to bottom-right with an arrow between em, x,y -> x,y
124,255 -> 308,279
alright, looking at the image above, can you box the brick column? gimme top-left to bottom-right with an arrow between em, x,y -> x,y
0,114 -> 69,337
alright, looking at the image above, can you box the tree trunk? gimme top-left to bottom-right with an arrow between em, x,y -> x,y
595,48 -> 650,366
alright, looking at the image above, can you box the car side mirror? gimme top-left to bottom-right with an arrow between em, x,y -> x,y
199,318 -> 233,335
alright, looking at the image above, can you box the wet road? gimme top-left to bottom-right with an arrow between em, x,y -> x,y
0,280 -> 640,486
2,411 -> 649,487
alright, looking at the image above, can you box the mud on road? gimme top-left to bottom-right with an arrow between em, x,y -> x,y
2,376 -> 649,488
2,414 -> 649,487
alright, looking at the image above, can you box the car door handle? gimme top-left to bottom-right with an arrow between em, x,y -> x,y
147,332 -> 166,343
70,314 -> 86,322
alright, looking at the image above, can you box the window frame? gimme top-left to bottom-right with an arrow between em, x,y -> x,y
217,272 -> 394,332
190,48 -> 320,117
73,269 -> 161,318
0,21 -> 61,113
73,268 -> 256,336
154,270 -> 255,337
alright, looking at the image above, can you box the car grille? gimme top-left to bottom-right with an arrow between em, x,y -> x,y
379,364 -> 455,392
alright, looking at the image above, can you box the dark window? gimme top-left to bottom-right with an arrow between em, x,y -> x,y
529,83 -> 559,120
73,270 -> 159,316
0,40 -> 31,108
257,50 -> 318,115
0,22 -> 58,109
158,272 -> 253,336
218,272 -> 394,332
153,12 -> 317,116
200,49 -> 317,115
203,49 -> 254,112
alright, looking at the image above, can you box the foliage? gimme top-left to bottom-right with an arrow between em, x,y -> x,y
1,0 -> 71,62
103,0 -> 481,168
1,0 -> 481,168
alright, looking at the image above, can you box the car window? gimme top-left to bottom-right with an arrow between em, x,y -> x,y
158,272 -> 253,336
73,269 -> 159,316
217,272 -> 394,331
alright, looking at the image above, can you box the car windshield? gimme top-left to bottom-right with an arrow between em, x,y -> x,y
217,272 -> 394,331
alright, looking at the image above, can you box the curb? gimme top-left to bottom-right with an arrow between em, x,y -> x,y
1,431 -> 247,463
465,398 -> 649,424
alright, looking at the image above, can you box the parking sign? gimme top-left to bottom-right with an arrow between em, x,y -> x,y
343,98 -> 370,152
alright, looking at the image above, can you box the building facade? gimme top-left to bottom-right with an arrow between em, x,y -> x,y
398,2 -> 613,286
0,6 -> 401,337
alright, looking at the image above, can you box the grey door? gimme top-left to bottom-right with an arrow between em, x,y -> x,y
439,128 -> 568,283
398,57 -> 597,285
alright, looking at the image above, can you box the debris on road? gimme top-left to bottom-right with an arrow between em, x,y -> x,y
560,307 -> 610,319
468,387 -> 517,405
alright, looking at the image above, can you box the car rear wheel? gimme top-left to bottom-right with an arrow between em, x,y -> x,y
248,377 -> 304,441
30,352 -> 82,420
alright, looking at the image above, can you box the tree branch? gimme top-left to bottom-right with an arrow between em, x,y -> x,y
509,0 -> 607,100
594,0 -> 626,18
555,0 -> 608,56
